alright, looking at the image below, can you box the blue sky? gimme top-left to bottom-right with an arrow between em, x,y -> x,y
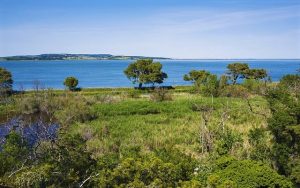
0,0 -> 299,58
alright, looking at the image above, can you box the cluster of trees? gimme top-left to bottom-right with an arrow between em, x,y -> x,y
123,60 -> 268,97
226,63 -> 268,84
183,62 -> 269,97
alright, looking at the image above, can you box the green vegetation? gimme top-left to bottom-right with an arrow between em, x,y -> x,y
124,59 -> 168,88
63,76 -> 79,91
0,53 -> 170,61
0,63 -> 299,187
0,67 -> 13,98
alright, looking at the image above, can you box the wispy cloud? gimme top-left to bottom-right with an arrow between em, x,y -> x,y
147,5 -> 300,33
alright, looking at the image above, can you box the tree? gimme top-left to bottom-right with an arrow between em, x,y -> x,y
63,77 -> 78,91
183,70 -> 211,92
124,59 -> 167,88
183,70 -> 210,84
226,63 -> 249,84
0,67 -> 13,96
266,74 -> 300,185
184,70 -> 219,96
244,68 -> 268,80
202,74 -> 219,97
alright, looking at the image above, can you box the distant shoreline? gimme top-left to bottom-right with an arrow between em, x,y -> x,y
0,53 -> 299,61
1,59 -> 300,62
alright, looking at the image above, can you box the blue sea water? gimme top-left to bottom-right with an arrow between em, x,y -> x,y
0,60 -> 299,90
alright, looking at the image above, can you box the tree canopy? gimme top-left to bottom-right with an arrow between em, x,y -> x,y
183,70 -> 211,84
226,63 -> 249,84
124,59 -> 167,88
0,67 -> 13,96
183,70 -> 220,96
244,68 -> 268,80
63,76 -> 78,91
266,74 -> 300,184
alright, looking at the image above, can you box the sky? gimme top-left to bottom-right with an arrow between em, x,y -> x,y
0,0 -> 299,58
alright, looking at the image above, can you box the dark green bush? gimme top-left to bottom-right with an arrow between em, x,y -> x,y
207,157 -> 292,188
63,76 -> 78,91
96,157 -> 182,187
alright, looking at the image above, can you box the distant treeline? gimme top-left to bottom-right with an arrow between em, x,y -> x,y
0,54 -> 171,61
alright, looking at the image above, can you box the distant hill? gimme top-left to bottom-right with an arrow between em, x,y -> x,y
0,54 -> 171,61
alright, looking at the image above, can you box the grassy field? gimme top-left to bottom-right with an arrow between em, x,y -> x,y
56,86 -> 271,160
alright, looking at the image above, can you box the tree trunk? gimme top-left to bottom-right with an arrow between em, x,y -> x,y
138,83 -> 142,89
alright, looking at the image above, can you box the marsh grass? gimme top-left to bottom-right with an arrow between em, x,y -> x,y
66,90 -> 269,159
1,86 -> 270,160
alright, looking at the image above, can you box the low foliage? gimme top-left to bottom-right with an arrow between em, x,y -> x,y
150,88 -> 172,102
206,157 -> 292,188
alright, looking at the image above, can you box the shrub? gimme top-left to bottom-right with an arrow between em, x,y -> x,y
215,127 -> 242,155
127,89 -> 143,98
207,158 -> 293,188
0,67 -> 13,98
150,88 -> 172,102
96,157 -> 181,187
248,128 -> 271,162
54,94 -> 96,126
279,74 -> 300,95
94,94 -> 115,104
242,78 -> 266,95
219,85 -> 250,98
63,77 -> 78,91
201,74 -> 219,97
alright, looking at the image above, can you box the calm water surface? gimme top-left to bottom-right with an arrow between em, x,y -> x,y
0,60 -> 299,89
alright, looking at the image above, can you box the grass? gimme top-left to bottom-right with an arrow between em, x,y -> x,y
1,86 -> 270,160
66,89 -> 269,159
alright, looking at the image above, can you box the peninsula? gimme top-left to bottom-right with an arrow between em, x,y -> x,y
0,54 -> 171,61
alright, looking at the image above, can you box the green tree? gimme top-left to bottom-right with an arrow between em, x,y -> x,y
226,63 -> 249,84
266,74 -> 300,185
183,70 -> 211,93
183,70 -> 210,85
63,76 -> 78,91
124,59 -> 167,88
202,74 -> 219,97
244,68 -> 268,80
0,67 -> 13,96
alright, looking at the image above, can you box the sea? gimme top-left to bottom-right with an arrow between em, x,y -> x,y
0,60 -> 299,90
